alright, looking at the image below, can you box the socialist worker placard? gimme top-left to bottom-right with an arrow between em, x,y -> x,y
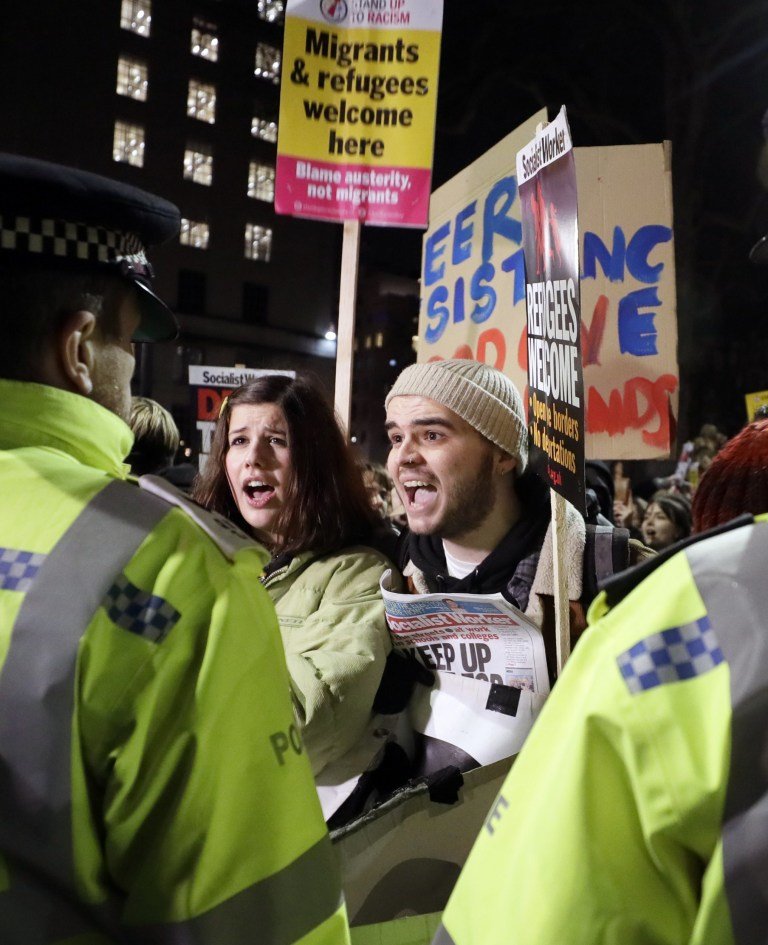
517,107 -> 585,511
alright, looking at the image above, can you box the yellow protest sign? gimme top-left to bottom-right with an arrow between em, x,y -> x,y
276,0 -> 443,227
745,389 -> 768,422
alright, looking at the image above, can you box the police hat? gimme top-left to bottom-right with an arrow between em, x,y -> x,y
0,152 -> 180,342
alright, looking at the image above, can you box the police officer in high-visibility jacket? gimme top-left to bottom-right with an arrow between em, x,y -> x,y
433,510 -> 768,945
0,153 -> 349,945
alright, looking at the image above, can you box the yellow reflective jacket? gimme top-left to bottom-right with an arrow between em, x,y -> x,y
0,380 -> 349,944
435,515 -> 768,945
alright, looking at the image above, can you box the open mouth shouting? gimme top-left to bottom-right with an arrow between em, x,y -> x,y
242,478 -> 276,508
402,479 -> 438,511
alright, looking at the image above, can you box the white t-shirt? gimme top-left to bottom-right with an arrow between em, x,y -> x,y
442,543 -> 477,580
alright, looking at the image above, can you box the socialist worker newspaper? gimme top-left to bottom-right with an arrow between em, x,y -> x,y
380,571 -> 550,774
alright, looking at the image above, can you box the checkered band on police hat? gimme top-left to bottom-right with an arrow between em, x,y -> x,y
0,214 -> 152,276
0,152 -> 181,341
385,359 -> 529,471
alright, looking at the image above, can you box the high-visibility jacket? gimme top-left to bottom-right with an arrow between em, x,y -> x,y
0,379 -> 350,945
434,513 -> 768,945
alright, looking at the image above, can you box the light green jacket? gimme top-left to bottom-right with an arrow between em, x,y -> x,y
263,547 -> 394,776
434,517 -> 768,945
0,380 -> 349,944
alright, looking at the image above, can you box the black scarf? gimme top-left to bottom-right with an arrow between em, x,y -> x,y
400,470 -> 551,598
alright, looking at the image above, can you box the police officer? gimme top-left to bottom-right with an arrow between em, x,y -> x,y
0,153 -> 349,944
433,505 -> 768,943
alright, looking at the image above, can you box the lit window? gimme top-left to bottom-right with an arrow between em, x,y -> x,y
187,80 -> 216,124
245,223 -> 272,261
183,145 -> 213,186
113,121 -> 145,167
180,218 -> 210,249
257,0 -> 285,23
120,0 -> 151,36
116,56 -> 148,101
248,162 -> 275,202
375,332 -> 384,348
254,43 -> 281,84
191,23 -> 219,61
251,116 -> 278,143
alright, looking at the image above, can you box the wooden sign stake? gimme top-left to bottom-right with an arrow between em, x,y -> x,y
551,490 -> 571,676
334,219 -> 361,435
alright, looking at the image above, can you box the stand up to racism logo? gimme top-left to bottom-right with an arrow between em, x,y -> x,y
320,0 -> 347,24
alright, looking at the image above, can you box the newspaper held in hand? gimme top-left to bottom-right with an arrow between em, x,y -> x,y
381,570 -> 550,694
381,569 -> 550,778
315,574 -> 551,823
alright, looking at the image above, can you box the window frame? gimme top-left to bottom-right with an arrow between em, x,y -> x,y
186,79 -> 217,124
120,0 -> 152,37
113,120 -> 146,167
116,55 -> 148,101
247,161 -> 275,202
254,42 -> 281,84
244,223 -> 273,262
180,218 -> 211,250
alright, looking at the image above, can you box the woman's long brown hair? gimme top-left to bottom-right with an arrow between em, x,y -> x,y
192,373 -> 381,556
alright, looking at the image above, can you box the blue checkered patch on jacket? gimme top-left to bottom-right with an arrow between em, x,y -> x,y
616,615 -> 724,694
0,547 -> 46,593
104,574 -> 180,643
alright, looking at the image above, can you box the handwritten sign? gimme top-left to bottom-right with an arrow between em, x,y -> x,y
276,0 -> 443,227
418,113 -> 678,459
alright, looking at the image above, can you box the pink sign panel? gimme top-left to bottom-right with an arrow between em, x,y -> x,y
275,155 -> 432,227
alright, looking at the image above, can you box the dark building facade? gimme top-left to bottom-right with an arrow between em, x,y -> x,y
349,269 -> 419,463
1,0 -> 348,454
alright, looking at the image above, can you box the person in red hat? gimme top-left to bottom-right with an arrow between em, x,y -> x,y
692,419 -> 768,532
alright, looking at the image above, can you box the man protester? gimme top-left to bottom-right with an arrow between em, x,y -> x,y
0,154 -> 348,944
385,358 -> 651,674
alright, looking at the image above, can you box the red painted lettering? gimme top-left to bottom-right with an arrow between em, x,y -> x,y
587,374 -> 678,449
582,294 -> 608,366
427,329 -> 507,370
476,328 -> 506,369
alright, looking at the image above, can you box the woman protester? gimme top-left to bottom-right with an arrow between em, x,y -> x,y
640,490 -> 692,551
193,374 -> 395,776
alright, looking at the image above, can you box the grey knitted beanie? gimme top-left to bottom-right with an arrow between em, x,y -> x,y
385,359 -> 528,472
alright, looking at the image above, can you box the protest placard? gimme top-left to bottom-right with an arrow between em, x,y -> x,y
577,142 -> 677,458
276,0 -> 443,227
418,113 -> 677,459
517,106 -> 585,510
188,366 -> 294,469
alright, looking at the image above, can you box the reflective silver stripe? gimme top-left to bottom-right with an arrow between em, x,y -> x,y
686,523 -> 768,945
593,525 -> 615,585
0,478 -> 170,943
139,834 -> 344,945
431,923 -> 457,945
